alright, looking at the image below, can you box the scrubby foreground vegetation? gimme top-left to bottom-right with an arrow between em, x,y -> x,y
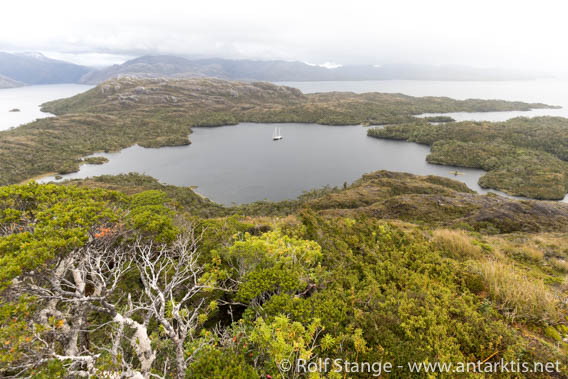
368,117 -> 568,200
0,77 -> 557,186
1,171 -> 567,378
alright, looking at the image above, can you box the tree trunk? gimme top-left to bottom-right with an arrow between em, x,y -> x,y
175,341 -> 186,379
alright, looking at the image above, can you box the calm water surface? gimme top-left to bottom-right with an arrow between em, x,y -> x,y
0,84 -> 93,130
39,123 -> 494,205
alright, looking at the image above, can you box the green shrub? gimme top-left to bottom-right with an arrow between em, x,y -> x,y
187,349 -> 257,378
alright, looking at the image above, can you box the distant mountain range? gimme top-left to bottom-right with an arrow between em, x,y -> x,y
0,52 -> 545,89
0,73 -> 23,88
0,52 -> 90,87
81,55 -> 541,84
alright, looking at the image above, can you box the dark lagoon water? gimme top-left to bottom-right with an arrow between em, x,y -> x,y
0,84 -> 93,131
20,79 -> 568,204
39,122 -> 493,204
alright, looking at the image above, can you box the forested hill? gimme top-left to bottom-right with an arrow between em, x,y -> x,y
0,77 -> 556,186
368,117 -> 568,200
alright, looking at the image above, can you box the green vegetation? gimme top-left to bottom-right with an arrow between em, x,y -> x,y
428,140 -> 568,199
424,115 -> 455,122
0,175 -> 566,377
0,77 -> 557,186
82,156 -> 109,165
62,171 -> 568,234
63,173 -> 228,218
0,77 -> 567,377
0,183 -> 177,290
368,117 -> 568,199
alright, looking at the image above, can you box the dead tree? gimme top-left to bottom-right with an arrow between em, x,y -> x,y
134,229 -> 214,379
11,226 -> 217,379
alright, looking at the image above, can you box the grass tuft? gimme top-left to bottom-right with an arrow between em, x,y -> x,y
475,260 -> 563,324
550,258 -> 568,273
432,229 -> 483,259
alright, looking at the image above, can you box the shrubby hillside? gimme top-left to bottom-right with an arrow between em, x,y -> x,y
0,172 -> 566,377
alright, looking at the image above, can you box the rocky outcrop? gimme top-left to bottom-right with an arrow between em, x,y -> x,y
42,77 -> 305,114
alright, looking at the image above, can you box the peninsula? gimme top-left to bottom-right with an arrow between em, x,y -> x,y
0,77 -> 558,186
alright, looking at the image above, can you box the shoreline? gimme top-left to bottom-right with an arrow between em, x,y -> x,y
18,172 -> 58,185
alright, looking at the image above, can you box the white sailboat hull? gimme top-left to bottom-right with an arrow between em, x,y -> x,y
272,127 -> 283,140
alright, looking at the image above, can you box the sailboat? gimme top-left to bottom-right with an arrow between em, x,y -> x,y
272,127 -> 283,141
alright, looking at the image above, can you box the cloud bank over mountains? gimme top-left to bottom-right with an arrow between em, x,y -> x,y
0,53 -> 544,89
1,0 -> 567,74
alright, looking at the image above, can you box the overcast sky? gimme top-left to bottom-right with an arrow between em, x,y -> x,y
2,0 -> 568,72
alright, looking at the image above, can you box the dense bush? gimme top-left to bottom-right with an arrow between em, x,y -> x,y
368,117 -> 568,199
0,183 -> 566,377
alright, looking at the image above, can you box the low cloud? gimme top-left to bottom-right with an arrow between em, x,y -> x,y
1,0 -> 568,73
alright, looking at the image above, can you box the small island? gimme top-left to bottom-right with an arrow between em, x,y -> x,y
8,108 -> 20,112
